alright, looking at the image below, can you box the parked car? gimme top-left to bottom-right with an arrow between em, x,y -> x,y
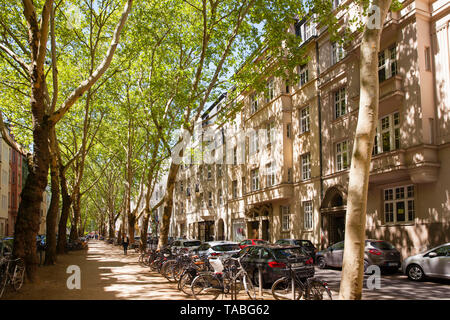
274,239 -> 317,261
195,241 -> 241,258
130,236 -> 141,249
238,239 -> 268,249
402,243 -> 450,281
234,244 -> 315,288
171,239 -> 201,253
316,239 -> 401,272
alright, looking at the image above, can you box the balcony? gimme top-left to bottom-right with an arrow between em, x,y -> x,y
369,145 -> 440,185
245,183 -> 293,206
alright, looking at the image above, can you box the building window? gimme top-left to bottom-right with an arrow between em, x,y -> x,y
251,93 -> 258,114
233,146 -> 238,165
217,164 -> 222,177
334,87 -> 347,119
232,180 -> 238,198
299,64 -> 309,86
287,168 -> 292,183
303,201 -> 313,230
267,121 -> 276,145
332,42 -> 345,64
251,169 -> 259,191
242,177 -> 246,196
218,189 -> 223,206
286,123 -> 292,138
384,185 -> 415,224
301,153 -> 311,180
378,46 -> 397,82
332,0 -> 342,10
373,112 -> 400,155
208,191 -> 212,207
281,206 -> 291,231
249,130 -> 259,155
266,78 -> 275,103
207,165 -> 212,180
300,106 -> 310,133
336,140 -> 350,171
266,162 -> 276,187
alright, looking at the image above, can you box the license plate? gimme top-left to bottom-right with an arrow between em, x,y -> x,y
291,262 -> 304,268
388,262 -> 398,266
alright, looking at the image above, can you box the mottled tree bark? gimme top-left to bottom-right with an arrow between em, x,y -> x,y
57,164 -> 72,254
339,0 -> 392,300
44,127 -> 59,265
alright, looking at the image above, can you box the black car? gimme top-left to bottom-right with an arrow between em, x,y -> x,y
235,244 -> 315,288
274,239 -> 317,261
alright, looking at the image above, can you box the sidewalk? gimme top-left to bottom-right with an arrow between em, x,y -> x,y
3,240 -> 189,300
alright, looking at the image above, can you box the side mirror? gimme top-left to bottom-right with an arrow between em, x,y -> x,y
428,252 -> 438,258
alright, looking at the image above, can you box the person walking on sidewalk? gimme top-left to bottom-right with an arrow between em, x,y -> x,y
122,234 -> 129,255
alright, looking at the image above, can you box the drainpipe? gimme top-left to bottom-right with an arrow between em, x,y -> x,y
315,39 -> 325,249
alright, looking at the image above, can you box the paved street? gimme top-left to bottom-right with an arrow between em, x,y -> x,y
3,240 -> 449,300
315,267 -> 450,300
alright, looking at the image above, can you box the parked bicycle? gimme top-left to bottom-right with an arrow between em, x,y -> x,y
190,252 -> 256,300
271,262 -> 332,300
177,254 -> 212,295
0,256 -> 25,298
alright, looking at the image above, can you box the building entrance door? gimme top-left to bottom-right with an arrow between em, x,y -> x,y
198,221 -> 214,241
262,219 -> 269,241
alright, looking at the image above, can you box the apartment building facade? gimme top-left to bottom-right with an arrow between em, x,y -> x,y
170,0 -> 450,257
0,139 -> 10,238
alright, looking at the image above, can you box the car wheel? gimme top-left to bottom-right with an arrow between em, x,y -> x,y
406,264 -> 425,281
317,257 -> 326,269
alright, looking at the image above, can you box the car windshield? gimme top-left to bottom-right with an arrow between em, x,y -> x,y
254,240 -> 268,245
184,241 -> 201,247
212,244 -> 240,252
272,247 -> 306,259
294,240 -> 314,248
370,241 -> 395,250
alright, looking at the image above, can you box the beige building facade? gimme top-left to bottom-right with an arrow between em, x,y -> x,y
171,0 -> 450,258
0,139 -> 10,238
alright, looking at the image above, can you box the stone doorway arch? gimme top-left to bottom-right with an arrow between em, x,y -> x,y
321,185 -> 347,248
217,218 -> 225,241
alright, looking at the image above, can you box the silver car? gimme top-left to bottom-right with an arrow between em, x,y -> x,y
316,239 -> 401,272
195,241 -> 241,258
402,243 -> 450,281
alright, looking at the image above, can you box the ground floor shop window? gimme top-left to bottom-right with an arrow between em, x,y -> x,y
232,219 -> 246,242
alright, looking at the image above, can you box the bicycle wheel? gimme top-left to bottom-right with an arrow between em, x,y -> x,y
12,259 -> 25,291
178,272 -> 195,295
0,267 -> 7,298
306,279 -> 333,300
172,263 -> 184,282
271,277 -> 303,300
243,275 -> 256,300
161,260 -> 176,281
191,274 -> 220,300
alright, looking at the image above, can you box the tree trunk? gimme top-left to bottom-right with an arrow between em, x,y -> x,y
158,162 -> 180,249
339,0 -> 392,300
128,213 -> 136,244
108,214 -> 115,239
70,192 -> 81,241
44,128 -> 59,265
57,165 -> 72,254
13,119 -> 51,281
140,210 -> 150,251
